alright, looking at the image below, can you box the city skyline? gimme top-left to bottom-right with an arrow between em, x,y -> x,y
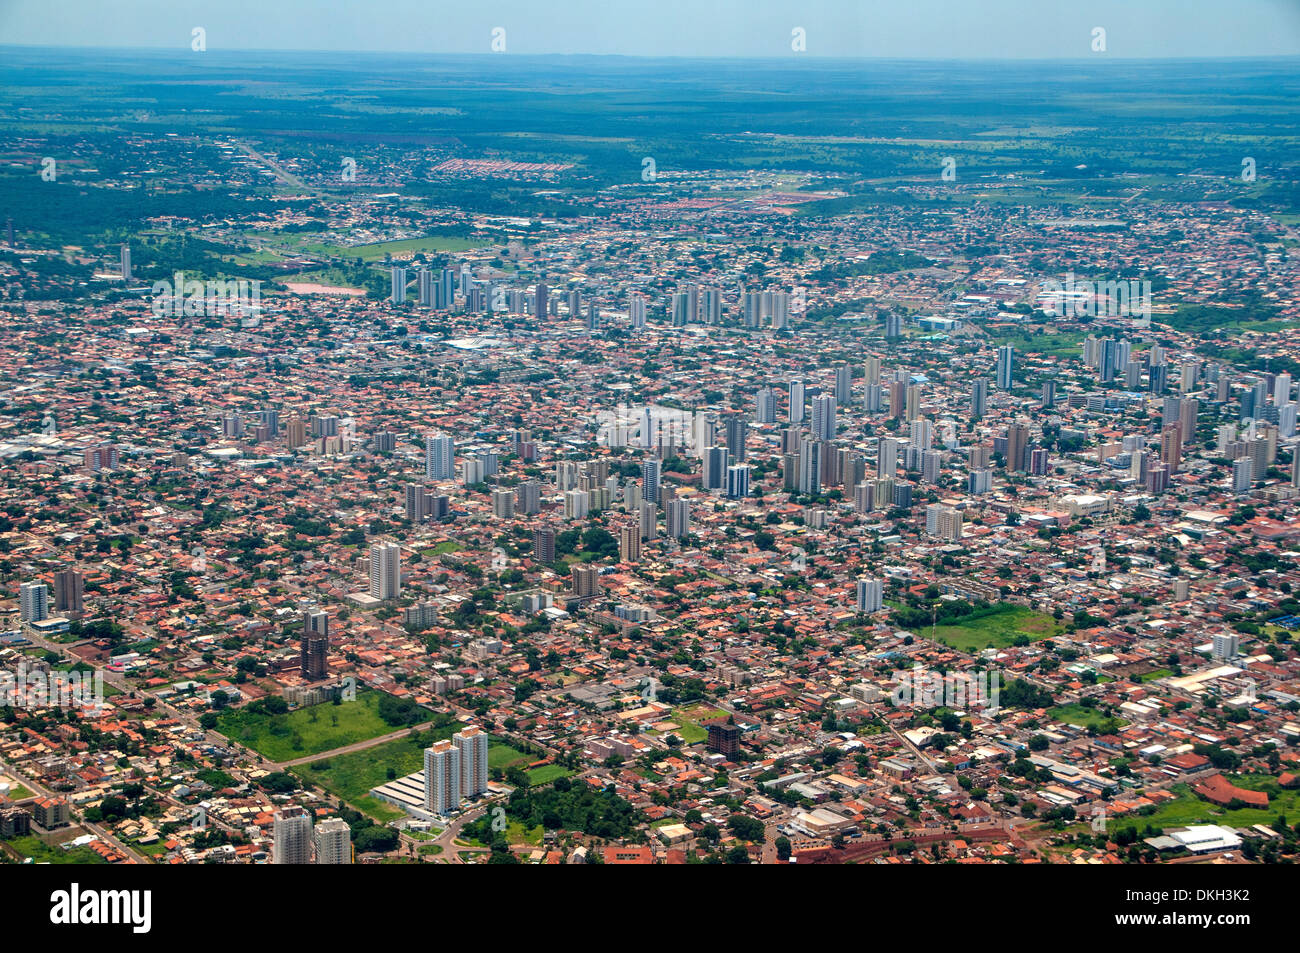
0,2 -> 1297,906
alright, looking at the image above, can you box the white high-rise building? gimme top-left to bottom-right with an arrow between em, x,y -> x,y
1274,373 -> 1292,405
878,438 -> 899,479
770,291 -> 790,329
453,727 -> 490,798
424,740 -> 462,816
835,364 -> 853,404
640,500 -> 657,540
564,488 -> 590,520
726,464 -> 751,499
812,394 -> 836,440
425,433 -> 455,480
272,806 -> 313,865
702,445 -> 729,490
909,418 -> 933,451
925,504 -> 963,541
856,578 -> 883,613
369,541 -> 401,600
1232,457 -> 1253,494
1211,633 -> 1239,660
641,458 -> 661,503
788,381 -> 805,423
1281,402 -> 1298,439
691,411 -> 715,458
996,345 -> 1014,390
666,498 -> 691,539
19,582 -> 48,623
313,818 -> 352,864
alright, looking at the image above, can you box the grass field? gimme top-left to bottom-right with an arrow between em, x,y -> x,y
1049,703 -> 1128,731
292,726 -> 461,822
1121,776 -> 1298,832
527,764 -> 575,786
293,728 -> 564,821
507,820 -> 545,845
659,704 -> 730,745
1135,668 -> 1173,683
984,331 -> 1085,359
1,834 -> 108,864
931,605 -> 1063,653
488,741 -> 575,786
218,691 -> 401,763
303,236 -> 485,261
489,742 -> 533,772
1,781 -> 33,800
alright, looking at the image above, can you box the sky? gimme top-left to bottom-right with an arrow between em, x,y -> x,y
2,0 -> 1299,59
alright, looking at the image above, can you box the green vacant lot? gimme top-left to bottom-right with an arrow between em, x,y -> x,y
218,692 -> 401,763
1049,703 -> 1128,732
931,605 -> 1063,653
293,732 -> 450,822
985,331 -> 1084,359
659,704 -> 729,745
526,764 -> 575,786
294,727 -> 560,821
2,835 -> 108,864
489,740 -> 575,786
489,742 -> 533,772
1127,775 -> 1298,832
304,236 -> 485,261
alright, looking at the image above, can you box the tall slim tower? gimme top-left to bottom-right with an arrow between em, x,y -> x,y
641,458 -> 661,503
369,542 -> 401,600
19,582 -> 48,623
53,569 -> 83,614
300,609 -> 329,680
313,818 -> 352,864
666,498 -> 691,539
812,394 -> 837,440
996,345 -> 1014,390
971,379 -> 987,420
424,741 -> 462,816
453,727 -> 490,798
788,381 -> 805,423
534,281 -> 548,319
1005,422 -> 1029,473
272,806 -> 313,865
425,433 -> 455,480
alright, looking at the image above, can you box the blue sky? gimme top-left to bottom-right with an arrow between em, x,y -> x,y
2,0 -> 1299,58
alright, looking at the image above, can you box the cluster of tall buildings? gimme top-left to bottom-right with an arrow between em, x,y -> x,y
423,726 -> 490,816
272,806 -> 352,864
18,569 -> 84,624
392,266 -> 800,333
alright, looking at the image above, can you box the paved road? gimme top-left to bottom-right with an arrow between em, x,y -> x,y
234,140 -> 310,192
0,758 -> 149,864
431,805 -> 492,864
270,721 -> 437,769
885,721 -> 942,774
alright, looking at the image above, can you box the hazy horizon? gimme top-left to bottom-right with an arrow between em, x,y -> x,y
3,0 -> 1299,60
